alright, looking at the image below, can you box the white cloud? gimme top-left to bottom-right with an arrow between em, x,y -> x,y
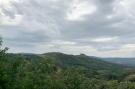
0,0 -> 12,6
120,0 -> 135,16
65,0 -> 96,21
51,40 -> 76,45
122,44 -> 135,49
91,37 -> 118,42
0,0 -> 23,25
114,0 -> 135,19
0,14 -> 23,25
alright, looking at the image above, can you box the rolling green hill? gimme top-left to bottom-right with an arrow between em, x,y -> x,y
13,52 -> 128,79
41,52 -> 126,71
5,52 -> 131,80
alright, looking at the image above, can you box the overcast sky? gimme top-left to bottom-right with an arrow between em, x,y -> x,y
0,0 -> 135,57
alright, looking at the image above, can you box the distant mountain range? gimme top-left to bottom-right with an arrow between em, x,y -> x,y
101,58 -> 135,67
8,52 -> 135,67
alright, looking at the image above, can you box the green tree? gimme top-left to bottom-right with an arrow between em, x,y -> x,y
0,37 -> 11,89
0,37 -> 8,59
118,82 -> 135,89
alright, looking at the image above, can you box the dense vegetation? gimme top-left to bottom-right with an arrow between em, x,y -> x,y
1,38 -> 135,89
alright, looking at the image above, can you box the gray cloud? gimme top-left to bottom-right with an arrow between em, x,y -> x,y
0,0 -> 135,57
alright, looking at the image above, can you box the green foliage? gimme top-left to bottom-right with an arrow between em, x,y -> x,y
0,37 -> 8,60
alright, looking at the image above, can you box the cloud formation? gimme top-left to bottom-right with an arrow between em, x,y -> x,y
0,0 -> 135,57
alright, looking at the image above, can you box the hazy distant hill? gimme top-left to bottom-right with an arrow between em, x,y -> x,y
102,58 -> 135,66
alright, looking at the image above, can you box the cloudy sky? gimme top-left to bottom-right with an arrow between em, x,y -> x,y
0,0 -> 135,57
